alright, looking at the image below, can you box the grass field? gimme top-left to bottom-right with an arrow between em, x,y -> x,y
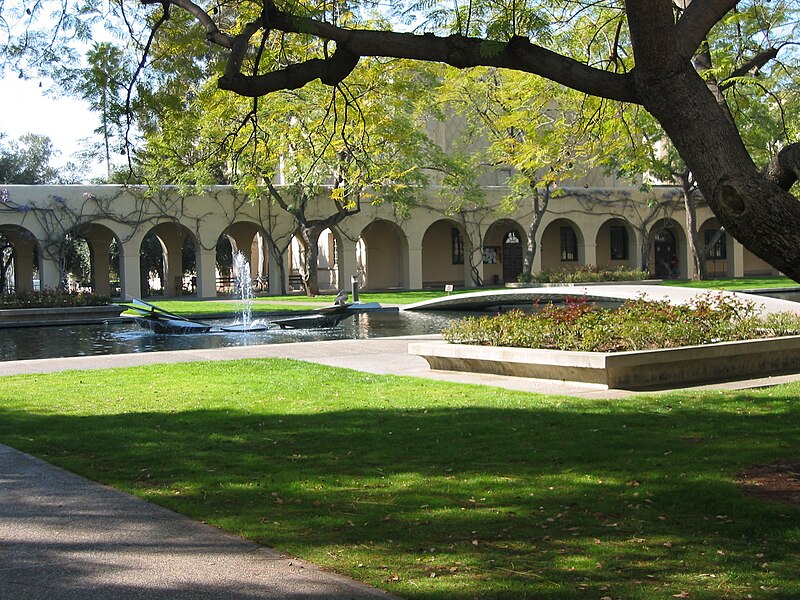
664,276 -> 797,290
122,289 -> 475,317
1,359 -> 798,599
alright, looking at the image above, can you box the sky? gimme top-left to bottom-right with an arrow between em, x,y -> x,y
0,71 -> 105,180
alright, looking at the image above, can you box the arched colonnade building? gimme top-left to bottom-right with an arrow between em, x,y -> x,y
0,184 -> 777,298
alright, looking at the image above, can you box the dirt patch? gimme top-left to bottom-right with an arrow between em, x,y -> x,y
737,460 -> 800,506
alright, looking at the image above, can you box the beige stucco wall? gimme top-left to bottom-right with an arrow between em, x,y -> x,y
0,182 -> 780,297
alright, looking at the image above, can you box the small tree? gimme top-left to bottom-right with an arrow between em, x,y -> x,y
136,24 -> 442,295
438,68 -> 589,281
57,42 -> 133,179
0,133 -> 59,184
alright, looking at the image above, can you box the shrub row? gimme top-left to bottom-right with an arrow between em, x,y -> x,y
442,293 -> 800,352
0,290 -> 112,309
518,265 -> 650,284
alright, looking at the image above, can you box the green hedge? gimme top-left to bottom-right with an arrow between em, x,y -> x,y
0,290 -> 112,309
518,265 -> 650,284
443,293 -> 800,352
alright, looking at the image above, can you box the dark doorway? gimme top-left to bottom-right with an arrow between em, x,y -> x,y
502,230 -> 523,282
654,229 -> 678,278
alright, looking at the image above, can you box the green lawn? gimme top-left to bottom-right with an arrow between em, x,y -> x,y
1,360 -> 798,599
122,289 -> 486,317
665,276 -> 797,290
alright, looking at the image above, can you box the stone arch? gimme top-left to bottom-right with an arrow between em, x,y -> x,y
140,222 -> 199,297
483,219 -> 527,285
595,218 -> 637,270
421,219 -> 470,288
218,221 -> 269,293
648,218 -> 687,279
357,219 -> 409,290
62,222 -> 121,297
540,218 -> 586,272
318,227 -> 342,291
0,224 -> 40,294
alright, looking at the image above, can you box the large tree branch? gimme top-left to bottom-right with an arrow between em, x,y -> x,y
212,7 -> 636,102
675,0 -> 738,59
219,45 -> 360,95
719,46 -> 780,91
765,143 -> 800,191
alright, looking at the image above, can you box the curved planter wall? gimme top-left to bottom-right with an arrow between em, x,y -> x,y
408,336 -> 800,390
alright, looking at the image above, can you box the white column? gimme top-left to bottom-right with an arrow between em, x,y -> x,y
267,249 -> 284,295
407,244 -> 423,289
196,248 -> 218,299
582,243 -> 597,267
13,240 -> 36,293
118,244 -> 141,300
336,238 -> 358,295
39,255 -> 61,292
92,244 -> 112,297
730,240 -> 745,277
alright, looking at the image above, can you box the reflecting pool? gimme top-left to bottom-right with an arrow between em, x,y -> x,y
0,310 -> 461,362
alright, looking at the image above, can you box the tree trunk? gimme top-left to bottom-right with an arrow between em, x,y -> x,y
265,236 -> 287,295
678,172 -> 705,280
684,196 -> 704,281
298,224 -> 328,297
520,184 -> 551,280
627,2 -> 800,282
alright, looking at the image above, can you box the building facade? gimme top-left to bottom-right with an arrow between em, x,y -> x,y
0,183 -> 777,299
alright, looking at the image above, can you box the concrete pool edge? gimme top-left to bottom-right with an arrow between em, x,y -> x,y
0,304 -> 127,327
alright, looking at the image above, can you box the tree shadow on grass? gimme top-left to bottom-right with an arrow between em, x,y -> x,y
1,397 -> 799,599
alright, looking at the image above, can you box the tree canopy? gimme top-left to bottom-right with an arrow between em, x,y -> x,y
0,133 -> 60,184
3,1 -> 799,279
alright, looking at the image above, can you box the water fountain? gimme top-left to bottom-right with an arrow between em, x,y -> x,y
220,252 -> 269,332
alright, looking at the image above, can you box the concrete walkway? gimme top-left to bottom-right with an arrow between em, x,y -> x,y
403,284 -> 800,315
0,444 -> 399,599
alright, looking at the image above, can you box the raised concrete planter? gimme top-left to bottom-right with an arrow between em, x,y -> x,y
0,305 -> 126,327
409,336 -> 800,390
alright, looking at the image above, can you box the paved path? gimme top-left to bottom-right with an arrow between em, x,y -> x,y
0,334 -> 637,398
403,284 -> 800,314
0,444 -> 399,599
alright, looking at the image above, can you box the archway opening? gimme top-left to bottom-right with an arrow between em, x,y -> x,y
140,232 -> 167,296
653,229 -> 678,279
0,226 -> 40,294
421,219 -> 468,288
357,220 -> 408,290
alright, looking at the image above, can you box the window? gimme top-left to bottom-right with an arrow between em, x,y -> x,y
451,227 -> 464,265
560,227 -> 578,262
705,229 -> 727,260
610,225 -> 628,260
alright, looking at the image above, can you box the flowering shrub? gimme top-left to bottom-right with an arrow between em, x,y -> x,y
442,293 -> 800,352
518,265 -> 650,284
0,289 -> 111,309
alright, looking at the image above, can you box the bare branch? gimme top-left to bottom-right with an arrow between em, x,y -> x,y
144,0 -> 233,48
219,45 -> 359,97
